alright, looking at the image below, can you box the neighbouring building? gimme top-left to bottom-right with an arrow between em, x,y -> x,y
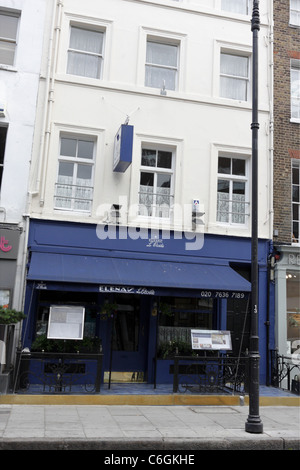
0,0 -> 47,386
273,0 -> 300,362
22,0 -> 274,386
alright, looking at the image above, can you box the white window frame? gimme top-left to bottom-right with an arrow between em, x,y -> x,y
138,143 -> 175,219
137,27 -> 186,92
0,9 -> 20,67
216,153 -> 250,226
67,24 -> 105,79
54,134 -> 95,213
221,0 -> 252,15
145,37 -> 179,91
291,59 -> 300,122
290,0 -> 300,27
292,160 -> 300,244
220,50 -> 251,101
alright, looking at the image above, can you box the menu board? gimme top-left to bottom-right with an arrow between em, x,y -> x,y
47,306 -> 85,340
191,330 -> 232,351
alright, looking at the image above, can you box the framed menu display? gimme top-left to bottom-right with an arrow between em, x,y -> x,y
47,305 -> 85,340
191,330 -> 232,351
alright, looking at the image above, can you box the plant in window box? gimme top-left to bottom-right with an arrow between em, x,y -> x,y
0,305 -> 26,324
157,340 -> 194,359
31,334 -> 101,353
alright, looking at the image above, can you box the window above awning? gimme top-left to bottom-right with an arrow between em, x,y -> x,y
27,252 -> 251,296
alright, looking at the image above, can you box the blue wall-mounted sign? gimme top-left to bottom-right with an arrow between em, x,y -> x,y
113,124 -> 133,172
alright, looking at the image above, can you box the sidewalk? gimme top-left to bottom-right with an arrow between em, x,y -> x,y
0,404 -> 299,450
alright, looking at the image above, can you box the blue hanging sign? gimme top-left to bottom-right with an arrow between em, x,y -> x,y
113,124 -> 133,172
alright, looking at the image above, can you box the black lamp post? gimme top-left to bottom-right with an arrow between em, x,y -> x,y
245,0 -> 263,434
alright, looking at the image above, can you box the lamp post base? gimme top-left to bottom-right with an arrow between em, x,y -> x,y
245,417 -> 263,434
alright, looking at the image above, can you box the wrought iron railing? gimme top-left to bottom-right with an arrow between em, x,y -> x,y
13,351 -> 103,394
173,355 -> 249,395
270,350 -> 300,394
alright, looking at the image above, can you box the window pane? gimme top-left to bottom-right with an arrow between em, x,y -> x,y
221,54 -> 248,78
157,173 -> 171,189
140,172 -> 154,187
232,159 -> 246,176
78,140 -> 94,159
139,172 -> 154,216
233,181 -> 245,195
0,40 -> 15,65
220,76 -> 247,100
146,42 -> 177,67
222,0 -> 248,14
218,157 -> 231,174
218,179 -> 230,193
292,166 -> 299,185
157,151 -> 172,169
141,149 -> 156,167
293,185 -> 299,202
145,65 -> 176,90
61,138 -> 77,157
67,51 -> 101,78
0,14 -> 18,40
77,164 -> 92,181
58,161 -> 74,178
70,27 -> 103,54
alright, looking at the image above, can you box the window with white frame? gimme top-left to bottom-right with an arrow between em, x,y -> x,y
220,52 -> 250,101
221,0 -> 252,15
292,160 -> 300,244
290,0 -> 300,26
217,155 -> 249,225
145,39 -> 179,91
291,60 -> 300,120
0,10 -> 19,66
54,136 -> 95,212
67,25 -> 104,78
139,147 -> 174,218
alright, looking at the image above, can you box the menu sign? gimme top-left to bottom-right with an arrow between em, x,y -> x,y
191,330 -> 232,351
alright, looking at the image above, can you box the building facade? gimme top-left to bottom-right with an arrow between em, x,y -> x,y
0,0 -> 47,334
22,0 -> 274,385
273,0 -> 300,359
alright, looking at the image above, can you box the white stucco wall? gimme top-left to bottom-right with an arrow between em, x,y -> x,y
29,0 -> 273,240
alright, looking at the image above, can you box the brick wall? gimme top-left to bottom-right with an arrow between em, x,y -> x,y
273,0 -> 300,245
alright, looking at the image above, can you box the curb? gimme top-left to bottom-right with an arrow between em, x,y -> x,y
0,394 -> 299,407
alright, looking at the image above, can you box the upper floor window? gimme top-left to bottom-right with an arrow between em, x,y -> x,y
67,26 -> 104,79
221,0 -> 251,15
292,160 -> 300,244
54,136 -> 95,212
291,60 -> 300,121
217,155 -> 249,225
145,39 -> 179,91
0,10 -> 19,66
139,147 -> 174,218
290,0 -> 300,27
220,52 -> 250,101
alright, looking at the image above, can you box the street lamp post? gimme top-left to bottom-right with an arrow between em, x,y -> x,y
245,0 -> 263,434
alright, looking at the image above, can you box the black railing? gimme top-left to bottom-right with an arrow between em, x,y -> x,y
270,350 -> 300,395
13,351 -> 103,394
173,355 -> 249,395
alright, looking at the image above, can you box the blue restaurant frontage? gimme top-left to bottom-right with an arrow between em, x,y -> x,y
20,218 -> 275,390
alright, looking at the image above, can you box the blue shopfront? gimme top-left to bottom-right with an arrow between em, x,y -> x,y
21,219 -> 274,387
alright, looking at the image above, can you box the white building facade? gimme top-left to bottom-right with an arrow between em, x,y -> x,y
23,0 -> 274,386
0,0 -> 47,312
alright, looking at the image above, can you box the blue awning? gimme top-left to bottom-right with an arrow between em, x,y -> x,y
27,252 -> 251,294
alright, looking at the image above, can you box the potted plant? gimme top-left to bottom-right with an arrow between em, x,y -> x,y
0,305 -> 26,394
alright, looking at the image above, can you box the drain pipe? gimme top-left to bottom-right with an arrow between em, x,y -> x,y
36,0 -> 63,206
